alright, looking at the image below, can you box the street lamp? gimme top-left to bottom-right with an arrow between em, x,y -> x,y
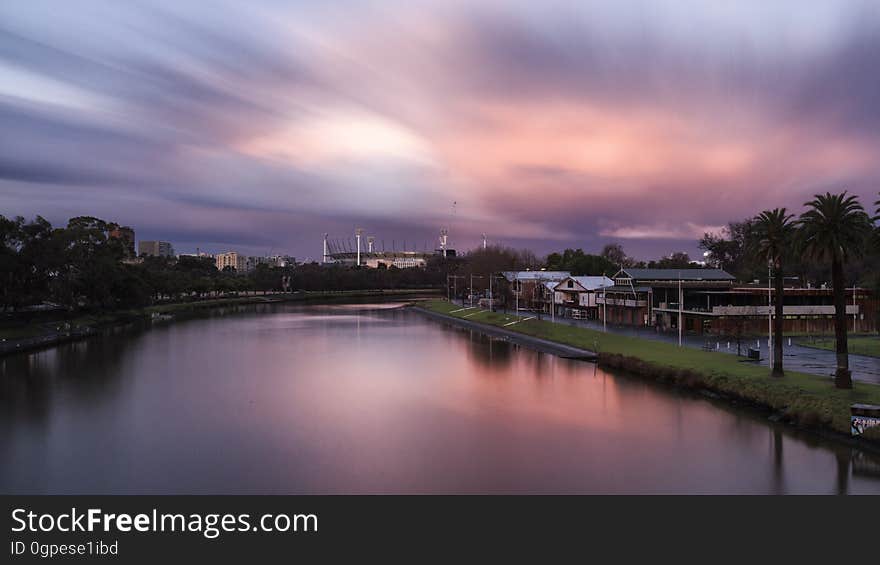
470,274 -> 485,307
488,273 -> 505,312
449,274 -> 465,305
768,262 -> 773,352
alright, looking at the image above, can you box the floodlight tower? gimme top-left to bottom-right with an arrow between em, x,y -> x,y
322,233 -> 329,264
482,233 -> 487,250
356,228 -> 363,266
367,236 -> 375,253
439,228 -> 448,258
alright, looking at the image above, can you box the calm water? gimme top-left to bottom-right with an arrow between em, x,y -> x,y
2,302 -> 879,494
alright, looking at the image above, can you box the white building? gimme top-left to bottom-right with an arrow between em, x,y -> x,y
553,276 -> 614,319
501,271 -> 571,312
216,251 -> 246,272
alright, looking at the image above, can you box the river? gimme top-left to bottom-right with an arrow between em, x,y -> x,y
2,301 -> 879,494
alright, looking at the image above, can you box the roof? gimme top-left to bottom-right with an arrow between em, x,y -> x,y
554,276 -> 614,291
502,271 -> 571,282
603,285 -> 653,293
617,268 -> 735,281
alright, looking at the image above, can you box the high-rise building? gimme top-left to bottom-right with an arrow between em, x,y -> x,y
216,251 -> 246,272
108,225 -> 135,258
138,240 -> 175,258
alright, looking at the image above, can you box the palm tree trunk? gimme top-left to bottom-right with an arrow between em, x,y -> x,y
772,263 -> 785,377
831,257 -> 852,388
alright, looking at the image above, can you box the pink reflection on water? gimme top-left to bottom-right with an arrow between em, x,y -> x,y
2,303 -> 878,494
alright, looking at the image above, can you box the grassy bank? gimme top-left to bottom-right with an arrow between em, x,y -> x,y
798,336 -> 880,358
417,300 -> 880,441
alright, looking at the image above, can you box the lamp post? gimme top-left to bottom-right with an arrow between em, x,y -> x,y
603,288 -> 607,332
448,275 -> 464,305
853,286 -> 858,334
768,263 -> 773,351
516,279 -> 520,314
470,274 -> 484,307
488,274 -> 504,312
678,273 -> 683,348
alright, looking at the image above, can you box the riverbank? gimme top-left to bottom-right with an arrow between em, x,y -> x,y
0,289 -> 439,357
415,300 -> 880,446
416,308 -> 598,360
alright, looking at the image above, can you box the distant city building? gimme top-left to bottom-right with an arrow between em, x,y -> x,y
269,255 -> 295,268
242,255 -> 296,272
178,252 -> 215,260
138,240 -> 175,258
327,250 -> 433,269
216,251 -> 246,272
108,225 -> 135,258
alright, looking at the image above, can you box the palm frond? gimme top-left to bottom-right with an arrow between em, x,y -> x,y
797,191 -> 872,263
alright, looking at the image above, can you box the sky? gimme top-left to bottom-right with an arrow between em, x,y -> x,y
1,0 -> 879,261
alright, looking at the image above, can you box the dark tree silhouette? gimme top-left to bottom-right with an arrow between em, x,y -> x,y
798,192 -> 873,389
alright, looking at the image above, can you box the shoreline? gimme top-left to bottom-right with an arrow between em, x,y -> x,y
414,301 -> 880,451
0,289 -> 440,358
415,307 -> 598,360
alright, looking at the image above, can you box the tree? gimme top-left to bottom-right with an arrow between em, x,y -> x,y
798,192 -> 873,388
875,193 -> 880,245
600,243 -> 632,268
546,248 -> 616,275
652,252 -> 694,269
752,208 -> 796,377
699,219 -> 763,280
464,245 -> 527,274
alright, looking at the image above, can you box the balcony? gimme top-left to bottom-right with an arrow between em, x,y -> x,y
711,305 -> 858,316
596,297 -> 648,307
652,304 -> 859,316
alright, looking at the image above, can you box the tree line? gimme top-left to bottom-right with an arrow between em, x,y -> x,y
4,190 -> 878,388
0,215 -> 443,313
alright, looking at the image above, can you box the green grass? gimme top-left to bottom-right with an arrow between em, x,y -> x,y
798,336 -> 880,358
418,300 -> 880,438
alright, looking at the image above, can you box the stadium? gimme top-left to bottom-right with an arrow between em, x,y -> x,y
322,229 -> 456,268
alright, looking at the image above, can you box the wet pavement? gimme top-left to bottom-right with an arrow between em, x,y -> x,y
473,301 -> 880,385
556,316 -> 880,385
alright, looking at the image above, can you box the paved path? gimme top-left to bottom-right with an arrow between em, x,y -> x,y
457,301 -> 879,385
554,315 -> 880,385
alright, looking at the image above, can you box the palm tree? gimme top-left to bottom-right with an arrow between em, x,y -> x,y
798,192 -> 873,389
875,193 -> 880,244
875,192 -> 880,228
753,208 -> 796,377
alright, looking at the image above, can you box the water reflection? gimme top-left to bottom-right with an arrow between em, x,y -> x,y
1,303 -> 879,494
462,331 -> 515,370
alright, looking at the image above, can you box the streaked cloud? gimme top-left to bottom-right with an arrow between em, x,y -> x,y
1,0 -> 879,258
600,223 -> 726,240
